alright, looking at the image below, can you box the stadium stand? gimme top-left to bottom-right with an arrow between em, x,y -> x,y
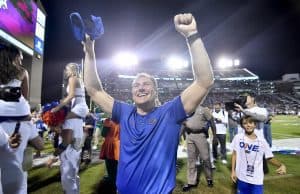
100,68 -> 299,115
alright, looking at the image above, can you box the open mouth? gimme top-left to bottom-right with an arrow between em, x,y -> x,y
137,93 -> 148,97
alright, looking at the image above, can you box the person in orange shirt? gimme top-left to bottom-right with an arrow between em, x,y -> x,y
99,117 -> 120,186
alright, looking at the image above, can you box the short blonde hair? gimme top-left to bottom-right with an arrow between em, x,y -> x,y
133,73 -> 158,90
65,63 -> 82,78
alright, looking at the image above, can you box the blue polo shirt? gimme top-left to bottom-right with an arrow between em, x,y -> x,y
112,96 -> 187,194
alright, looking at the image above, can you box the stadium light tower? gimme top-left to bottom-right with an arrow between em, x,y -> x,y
113,51 -> 139,68
234,59 -> 240,66
166,56 -> 188,70
218,57 -> 240,68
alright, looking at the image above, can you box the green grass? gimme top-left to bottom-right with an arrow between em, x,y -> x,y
271,115 -> 300,139
28,115 -> 300,193
28,154 -> 300,194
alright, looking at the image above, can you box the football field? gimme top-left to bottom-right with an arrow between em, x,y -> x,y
28,115 -> 300,194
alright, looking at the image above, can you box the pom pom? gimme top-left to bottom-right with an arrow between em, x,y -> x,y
41,101 -> 67,127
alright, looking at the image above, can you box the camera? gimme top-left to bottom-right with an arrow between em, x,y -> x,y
225,96 -> 247,111
0,86 -> 21,102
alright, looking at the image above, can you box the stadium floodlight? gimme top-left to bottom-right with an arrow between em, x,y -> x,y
218,57 -> 233,68
218,57 -> 240,68
166,56 -> 188,70
113,51 -> 138,68
234,59 -> 240,66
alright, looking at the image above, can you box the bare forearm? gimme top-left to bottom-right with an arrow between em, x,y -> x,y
84,51 -> 104,94
187,36 -> 214,88
268,158 -> 284,168
242,110 -> 267,122
231,151 -> 236,171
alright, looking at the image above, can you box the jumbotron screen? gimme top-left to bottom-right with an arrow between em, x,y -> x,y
0,0 -> 37,49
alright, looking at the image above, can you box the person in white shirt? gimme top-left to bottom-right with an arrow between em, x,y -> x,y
212,102 -> 228,164
0,43 -> 44,194
234,93 -> 268,139
0,127 -> 23,194
231,115 -> 286,194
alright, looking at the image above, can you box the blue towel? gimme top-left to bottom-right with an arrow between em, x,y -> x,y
70,12 -> 104,41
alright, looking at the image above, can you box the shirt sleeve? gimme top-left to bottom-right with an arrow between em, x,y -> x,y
262,138 -> 274,159
112,100 -> 134,124
231,135 -> 239,151
169,96 -> 188,123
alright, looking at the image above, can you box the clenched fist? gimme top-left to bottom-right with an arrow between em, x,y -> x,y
174,13 -> 198,38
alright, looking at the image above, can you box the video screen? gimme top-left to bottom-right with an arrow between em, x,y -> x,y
0,0 -> 37,49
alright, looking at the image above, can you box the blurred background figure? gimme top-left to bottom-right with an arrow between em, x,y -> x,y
81,112 -> 96,165
31,108 -> 47,158
228,110 -> 240,142
212,102 -> 228,165
99,117 -> 120,191
92,107 -> 102,150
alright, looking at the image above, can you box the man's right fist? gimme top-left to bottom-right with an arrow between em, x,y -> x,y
174,13 -> 198,38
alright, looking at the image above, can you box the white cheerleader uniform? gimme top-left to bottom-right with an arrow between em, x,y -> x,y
60,85 -> 88,194
0,79 -> 39,194
0,128 -> 24,194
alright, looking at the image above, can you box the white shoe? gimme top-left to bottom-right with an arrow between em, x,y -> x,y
221,159 -> 227,164
211,163 -> 216,169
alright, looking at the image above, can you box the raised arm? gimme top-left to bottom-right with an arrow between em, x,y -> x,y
175,13 -> 214,114
82,35 -> 114,114
51,76 -> 76,112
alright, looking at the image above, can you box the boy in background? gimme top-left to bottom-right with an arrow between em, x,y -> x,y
231,115 -> 286,194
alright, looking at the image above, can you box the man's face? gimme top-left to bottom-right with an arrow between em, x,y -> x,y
245,96 -> 254,108
242,119 -> 255,135
132,76 -> 156,107
214,104 -> 221,112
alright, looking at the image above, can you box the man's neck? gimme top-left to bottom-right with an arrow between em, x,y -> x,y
247,103 -> 256,109
136,102 -> 155,115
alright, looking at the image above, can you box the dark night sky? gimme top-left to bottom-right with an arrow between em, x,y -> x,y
40,0 -> 300,102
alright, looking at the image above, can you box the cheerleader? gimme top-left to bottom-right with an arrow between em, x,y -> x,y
47,63 -> 88,194
0,43 -> 44,194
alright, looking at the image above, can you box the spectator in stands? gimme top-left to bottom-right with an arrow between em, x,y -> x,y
181,105 -> 216,192
83,13 -> 214,193
231,115 -> 286,194
212,102 -> 228,165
